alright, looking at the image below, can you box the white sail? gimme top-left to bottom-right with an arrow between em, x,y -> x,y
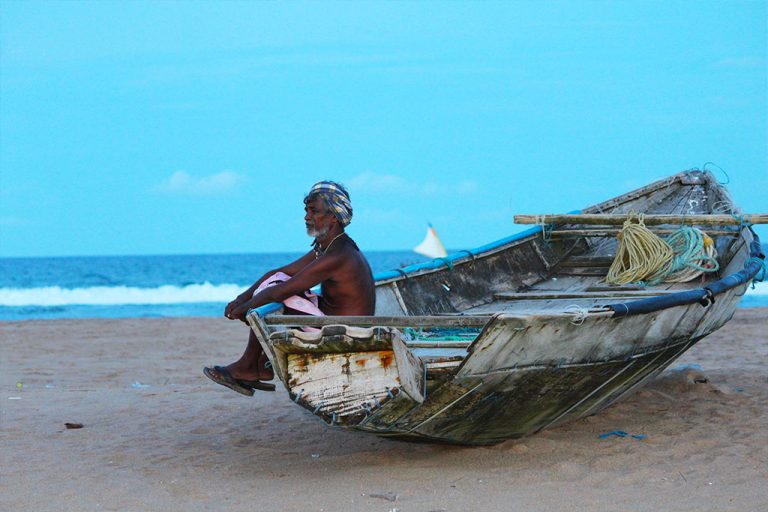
413,224 -> 447,258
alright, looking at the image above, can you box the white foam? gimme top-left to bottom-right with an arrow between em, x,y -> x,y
0,283 -> 244,306
0,280 -> 764,307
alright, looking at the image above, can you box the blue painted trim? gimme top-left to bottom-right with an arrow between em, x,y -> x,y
252,301 -> 282,318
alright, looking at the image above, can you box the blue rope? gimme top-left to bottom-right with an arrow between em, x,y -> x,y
541,221 -> 555,245
749,256 -> 767,289
454,249 -> 476,260
702,162 -> 730,184
663,226 -> 719,278
598,430 -> 647,440
434,257 -> 453,270
729,213 -> 750,229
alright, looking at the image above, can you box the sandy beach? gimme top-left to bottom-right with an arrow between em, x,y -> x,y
1,308 -> 766,512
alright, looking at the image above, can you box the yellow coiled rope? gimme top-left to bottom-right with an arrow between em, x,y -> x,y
605,214 -> 720,285
605,213 -> 674,285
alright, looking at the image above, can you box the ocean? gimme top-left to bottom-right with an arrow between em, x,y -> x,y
0,248 -> 765,321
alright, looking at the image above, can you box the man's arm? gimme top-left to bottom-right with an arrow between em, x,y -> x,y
225,251 -> 316,315
229,252 -> 340,320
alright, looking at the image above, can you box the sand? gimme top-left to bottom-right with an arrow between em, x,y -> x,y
1,309 -> 766,512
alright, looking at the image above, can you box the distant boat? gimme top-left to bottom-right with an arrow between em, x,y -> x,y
413,223 -> 447,259
249,170 -> 766,445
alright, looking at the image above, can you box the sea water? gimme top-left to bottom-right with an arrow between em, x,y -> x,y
0,248 -> 765,320
0,252 -> 427,320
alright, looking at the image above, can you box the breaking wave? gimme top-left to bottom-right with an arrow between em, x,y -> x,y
0,281 -> 764,307
0,283 -> 244,306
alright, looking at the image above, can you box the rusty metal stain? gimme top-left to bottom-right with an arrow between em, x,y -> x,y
341,355 -> 351,376
305,353 -> 327,364
294,355 -> 309,372
379,352 -> 394,369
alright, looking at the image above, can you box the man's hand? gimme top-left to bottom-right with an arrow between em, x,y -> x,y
229,303 -> 250,323
224,299 -> 241,319
224,300 -> 237,316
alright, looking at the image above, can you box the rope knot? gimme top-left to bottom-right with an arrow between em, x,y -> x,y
564,305 -> 588,325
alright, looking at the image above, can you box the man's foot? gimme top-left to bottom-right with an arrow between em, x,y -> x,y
236,378 -> 276,392
203,365 -> 275,395
226,353 -> 275,383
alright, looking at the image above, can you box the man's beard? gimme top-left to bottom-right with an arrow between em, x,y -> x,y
306,225 -> 329,238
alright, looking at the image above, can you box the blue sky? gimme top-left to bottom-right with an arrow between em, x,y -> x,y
1,0 -> 765,257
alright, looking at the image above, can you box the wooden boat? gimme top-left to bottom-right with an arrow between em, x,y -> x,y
247,170 -> 766,445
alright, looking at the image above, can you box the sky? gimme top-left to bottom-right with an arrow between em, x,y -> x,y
1,0 -> 765,258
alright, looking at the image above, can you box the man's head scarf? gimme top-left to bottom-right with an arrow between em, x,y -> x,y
306,181 -> 353,227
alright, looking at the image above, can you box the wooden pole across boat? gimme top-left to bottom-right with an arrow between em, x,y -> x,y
548,228 -> 741,238
514,213 -> 768,226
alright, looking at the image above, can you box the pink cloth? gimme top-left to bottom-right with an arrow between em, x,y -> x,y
254,271 -> 324,317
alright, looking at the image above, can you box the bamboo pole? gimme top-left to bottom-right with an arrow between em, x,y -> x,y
514,213 -> 767,226
549,228 -> 740,238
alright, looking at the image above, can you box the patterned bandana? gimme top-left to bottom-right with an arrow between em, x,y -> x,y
307,181 -> 353,227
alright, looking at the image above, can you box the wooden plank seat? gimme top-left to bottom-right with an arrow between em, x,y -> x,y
493,290 -> 681,301
558,256 -> 615,267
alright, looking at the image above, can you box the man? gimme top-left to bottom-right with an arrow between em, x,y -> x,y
204,181 -> 376,396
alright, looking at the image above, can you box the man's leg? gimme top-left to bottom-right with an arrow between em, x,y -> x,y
224,329 -> 274,382
203,327 -> 275,395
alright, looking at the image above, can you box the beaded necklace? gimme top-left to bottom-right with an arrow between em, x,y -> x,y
313,232 -> 347,258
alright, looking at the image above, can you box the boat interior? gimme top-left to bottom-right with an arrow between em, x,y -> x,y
464,175 -> 744,316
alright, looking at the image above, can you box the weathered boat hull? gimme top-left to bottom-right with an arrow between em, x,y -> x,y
360,297 -> 742,444
248,170 -> 764,445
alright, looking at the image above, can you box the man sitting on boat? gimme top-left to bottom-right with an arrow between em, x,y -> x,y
204,180 -> 376,395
